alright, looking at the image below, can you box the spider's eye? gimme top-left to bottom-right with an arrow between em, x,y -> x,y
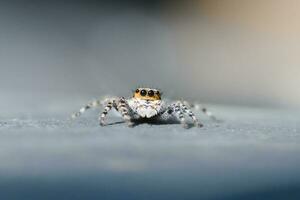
140,89 -> 147,96
135,89 -> 139,93
156,91 -> 160,95
148,90 -> 154,97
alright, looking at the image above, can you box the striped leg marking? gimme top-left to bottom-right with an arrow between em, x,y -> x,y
99,99 -> 115,126
116,97 -> 134,127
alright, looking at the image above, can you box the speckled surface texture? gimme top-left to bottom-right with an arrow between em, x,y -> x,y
0,105 -> 300,200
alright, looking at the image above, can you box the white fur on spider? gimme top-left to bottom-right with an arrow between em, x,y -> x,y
127,98 -> 163,118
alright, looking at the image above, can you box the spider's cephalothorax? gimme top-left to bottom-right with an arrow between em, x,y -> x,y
129,88 -> 162,118
72,87 -> 216,128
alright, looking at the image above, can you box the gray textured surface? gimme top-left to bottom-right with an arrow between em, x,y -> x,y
0,105 -> 300,199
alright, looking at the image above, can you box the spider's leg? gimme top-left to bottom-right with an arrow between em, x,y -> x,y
201,107 -> 217,121
171,102 -> 188,128
99,98 -> 115,126
157,103 -> 187,128
180,102 -> 203,128
115,97 -> 134,127
187,101 -> 217,121
71,100 -> 101,119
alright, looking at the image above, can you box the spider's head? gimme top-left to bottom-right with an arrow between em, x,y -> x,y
133,88 -> 161,101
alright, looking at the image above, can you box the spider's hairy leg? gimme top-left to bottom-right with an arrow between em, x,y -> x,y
160,103 -> 188,128
99,98 -> 115,126
179,101 -> 203,128
173,103 -> 188,129
186,101 -> 217,121
115,97 -> 134,127
99,97 -> 134,127
71,100 -> 101,119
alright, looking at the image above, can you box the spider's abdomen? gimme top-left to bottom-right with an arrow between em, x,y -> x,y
128,98 -> 162,118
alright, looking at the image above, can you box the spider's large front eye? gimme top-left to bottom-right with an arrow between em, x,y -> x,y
140,89 -> 147,96
148,90 -> 154,97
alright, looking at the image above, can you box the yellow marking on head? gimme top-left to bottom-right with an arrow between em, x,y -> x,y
133,88 -> 161,100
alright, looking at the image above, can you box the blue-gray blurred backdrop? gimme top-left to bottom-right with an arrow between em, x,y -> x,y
1,0 -> 300,116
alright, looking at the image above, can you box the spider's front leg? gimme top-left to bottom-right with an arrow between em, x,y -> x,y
115,97 -> 135,127
99,97 -> 134,127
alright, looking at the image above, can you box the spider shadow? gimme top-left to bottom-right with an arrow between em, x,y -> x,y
106,118 -> 195,129
105,121 -> 126,126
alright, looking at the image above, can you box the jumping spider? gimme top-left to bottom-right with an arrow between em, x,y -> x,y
72,88 -> 216,128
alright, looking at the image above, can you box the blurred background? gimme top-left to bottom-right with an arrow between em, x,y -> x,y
1,0 -> 300,116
